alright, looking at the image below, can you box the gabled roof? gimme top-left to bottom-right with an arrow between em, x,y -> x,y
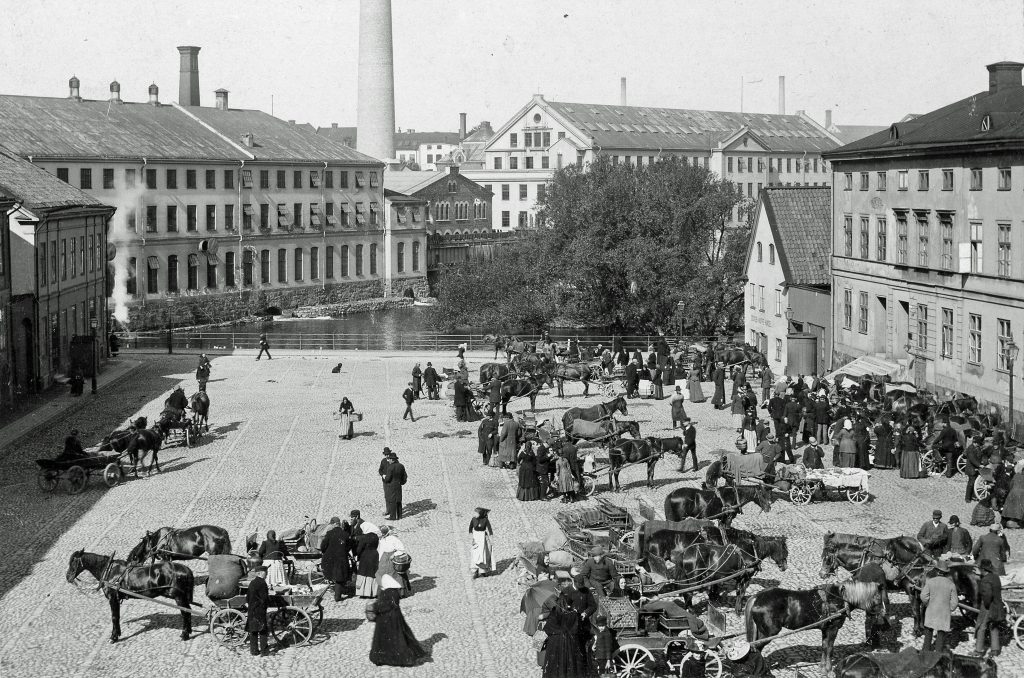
394,131 -> 461,149
828,124 -> 887,146
752,186 -> 831,287
0,146 -> 107,211
385,169 -> 492,196
508,96 -> 840,153
317,125 -> 358,146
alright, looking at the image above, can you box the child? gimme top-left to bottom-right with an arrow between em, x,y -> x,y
592,615 -> 618,676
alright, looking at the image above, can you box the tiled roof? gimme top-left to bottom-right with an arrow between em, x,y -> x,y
317,126 -> 358,146
829,124 -> 887,146
384,171 -> 446,194
0,146 -> 106,211
544,99 -> 839,153
394,131 -> 461,149
761,186 -> 831,287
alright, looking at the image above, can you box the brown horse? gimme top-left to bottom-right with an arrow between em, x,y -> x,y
499,373 -> 552,413
189,391 -> 210,431
125,425 -> 163,477
126,525 -> 233,563
67,550 -> 196,642
818,532 -> 923,578
561,396 -> 628,433
609,437 -> 671,490
668,540 -> 766,613
553,362 -> 599,397
479,362 -> 513,383
664,484 -> 772,527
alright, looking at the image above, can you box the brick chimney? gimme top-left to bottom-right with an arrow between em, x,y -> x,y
459,112 -> 467,140
109,81 -> 122,104
215,88 -> 229,110
987,61 -> 1024,93
68,75 -> 80,100
148,83 -> 159,105
177,46 -> 201,106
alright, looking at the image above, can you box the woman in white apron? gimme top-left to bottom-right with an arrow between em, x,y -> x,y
338,397 -> 356,440
468,507 -> 494,579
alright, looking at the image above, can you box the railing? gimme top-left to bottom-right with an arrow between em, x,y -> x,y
121,331 -> 733,353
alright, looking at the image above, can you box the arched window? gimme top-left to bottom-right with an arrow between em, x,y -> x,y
355,244 -> 363,276
756,242 -> 762,262
224,251 -> 235,288
369,244 -> 377,275
769,244 -> 775,264
412,241 -> 420,271
167,254 -> 179,292
397,242 -> 405,273
340,245 -> 349,277
242,250 -> 253,286
187,254 -> 199,290
294,248 -> 303,281
260,249 -> 270,283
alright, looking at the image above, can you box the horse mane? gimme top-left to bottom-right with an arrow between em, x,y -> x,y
840,581 -> 880,609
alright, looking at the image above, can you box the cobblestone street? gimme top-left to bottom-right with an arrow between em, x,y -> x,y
0,351 -> 1021,678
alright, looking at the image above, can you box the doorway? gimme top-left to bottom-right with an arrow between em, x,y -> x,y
896,301 -> 910,357
21,318 -> 34,393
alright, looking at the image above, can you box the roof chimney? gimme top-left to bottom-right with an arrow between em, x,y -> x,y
148,83 -> 159,105
778,76 -> 785,115
241,132 -> 255,148
177,45 -> 201,106
987,61 -> 1024,93
109,81 -> 122,104
459,112 -> 467,140
825,109 -> 832,128
620,77 -> 627,106
68,75 -> 81,100
332,122 -> 338,129
215,88 -> 229,110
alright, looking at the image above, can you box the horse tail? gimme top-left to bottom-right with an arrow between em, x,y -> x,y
743,594 -> 759,642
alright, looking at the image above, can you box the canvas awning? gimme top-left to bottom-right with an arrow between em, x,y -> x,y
355,171 -> 366,187
187,253 -> 200,267
205,252 -> 220,265
147,256 -> 160,269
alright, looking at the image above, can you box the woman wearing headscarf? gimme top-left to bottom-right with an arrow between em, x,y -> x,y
338,397 -> 356,440
835,420 -> 858,468
319,517 -> 353,602
257,530 -> 289,588
355,527 -> 381,599
369,574 -> 428,666
899,425 -> 923,479
687,366 -> 705,403
517,444 -> 542,501
411,363 -> 423,399
541,587 -> 586,678
469,507 -> 494,578
375,525 -> 412,597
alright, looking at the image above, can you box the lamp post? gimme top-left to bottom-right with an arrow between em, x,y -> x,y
784,306 -> 794,329
1008,337 -> 1019,437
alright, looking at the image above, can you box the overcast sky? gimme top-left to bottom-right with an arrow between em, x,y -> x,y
2,0 -> 1022,132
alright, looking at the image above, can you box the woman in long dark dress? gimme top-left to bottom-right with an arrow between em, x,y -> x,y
542,591 -> 586,678
355,531 -> 380,598
517,445 -> 541,501
899,425 -> 923,479
338,397 -> 356,440
535,442 -> 552,499
687,367 -> 705,403
853,419 -> 871,470
873,417 -> 895,469
319,518 -> 352,601
369,575 -> 428,667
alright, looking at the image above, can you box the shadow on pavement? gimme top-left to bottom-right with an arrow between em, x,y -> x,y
402,499 -> 437,518
410,574 -> 437,594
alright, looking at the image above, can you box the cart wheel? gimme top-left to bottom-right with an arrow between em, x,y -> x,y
922,450 -> 945,474
37,468 -> 60,492
582,476 -> 597,497
956,455 -> 968,475
102,463 -> 122,488
1014,614 -> 1024,650
846,487 -> 870,504
210,608 -> 247,646
789,483 -> 813,505
974,476 -> 991,501
614,644 -> 655,677
702,648 -> 724,678
309,605 -> 324,629
619,530 -> 636,548
270,606 -> 313,647
66,465 -> 88,494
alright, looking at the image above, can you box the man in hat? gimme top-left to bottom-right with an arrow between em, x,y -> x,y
946,515 -> 973,558
917,510 -> 950,559
61,428 -> 87,460
196,354 -> 211,391
591,613 -> 618,675
256,333 -> 271,360
802,437 -> 825,469
349,509 -> 365,537
935,419 -> 961,478
580,545 -> 619,597
423,362 -> 440,400
711,363 -> 726,409
727,641 -> 773,677
246,564 -> 271,656
975,558 -> 1004,657
670,385 -> 687,428
767,391 -> 785,438
813,395 -> 831,447
756,433 -> 782,467
759,365 -> 774,405
964,433 -> 987,502
568,574 -> 598,673
382,453 -> 408,520
973,524 -> 1010,575
379,449 -> 393,515
401,382 -> 416,422
680,419 -> 698,473
920,559 -> 958,652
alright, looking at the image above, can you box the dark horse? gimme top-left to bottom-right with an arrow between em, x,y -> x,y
667,540 -> 768,614
67,550 -> 196,642
189,391 -> 210,431
97,427 -> 136,455
562,396 -> 628,434
553,362 -> 599,397
819,531 -> 924,579
664,484 -> 772,527
500,372 -> 552,413
881,553 -> 981,637
744,582 -> 883,673
567,418 -> 640,445
126,525 -> 233,563
125,424 -> 164,477
609,437 -> 673,491
479,362 -> 512,383
836,649 -> 997,678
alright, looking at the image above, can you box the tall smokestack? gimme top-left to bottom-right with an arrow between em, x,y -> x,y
459,112 -> 467,140
778,75 -> 785,115
825,109 -> 832,128
177,46 -> 201,106
357,0 -> 396,161
620,77 -> 627,106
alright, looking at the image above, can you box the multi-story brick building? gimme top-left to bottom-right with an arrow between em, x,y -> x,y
385,166 -> 493,236
824,61 -> 1024,421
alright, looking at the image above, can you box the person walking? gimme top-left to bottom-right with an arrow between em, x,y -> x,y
469,507 -> 494,578
355,527 -> 380,599
256,333 -> 272,360
196,354 -> 211,392
711,364 -> 726,409
768,391 -> 785,439
541,589 -> 587,678
973,524 -> 1011,575
246,565 -> 271,656
453,377 -> 468,422
917,510 -> 950,559
687,366 -> 705,403
488,375 -> 502,410
369,575 -> 428,667
338,397 -> 356,440
411,363 -> 423,399
680,419 -> 698,473
516,444 -> 542,501
495,413 -> 520,469
477,412 -> 498,465
319,517 -> 353,602
975,558 -> 1005,657
670,386 -> 687,428
920,560 -> 958,652
423,362 -> 440,400
759,365 -> 773,404
401,382 -> 416,422
383,453 -> 408,520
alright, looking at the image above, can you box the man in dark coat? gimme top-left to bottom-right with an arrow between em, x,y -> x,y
652,365 -> 664,400
711,365 -> 726,409
423,362 -> 440,400
488,376 -> 501,409
453,378 -> 468,421
768,393 -> 786,438
782,396 -> 802,459
166,386 -> 189,416
256,333 -> 272,360
975,558 -> 1005,656
478,413 -> 498,465
692,352 -> 704,382
973,525 -> 1011,575
732,366 -> 746,397
917,510 -> 949,559
561,440 -> 583,487
61,429 -> 87,459
378,449 -> 393,515
196,356 -> 211,391
246,566 -> 271,656
814,397 -> 831,446
680,419 -> 698,473
935,420 -> 960,478
401,382 -> 416,422
964,434 -> 987,502
319,518 -> 352,601
625,360 -> 639,399
568,575 -> 599,674
383,454 -> 408,520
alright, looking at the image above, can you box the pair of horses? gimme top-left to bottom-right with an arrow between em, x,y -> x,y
66,525 -> 231,643
98,392 -> 210,476
664,483 -> 774,528
607,435 -> 687,490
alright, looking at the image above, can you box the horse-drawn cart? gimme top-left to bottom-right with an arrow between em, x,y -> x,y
784,466 -> 871,505
208,584 -> 330,647
607,597 -> 726,678
36,451 -> 126,494
163,414 -> 204,448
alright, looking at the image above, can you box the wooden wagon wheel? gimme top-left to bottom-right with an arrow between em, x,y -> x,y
102,463 -> 123,488
702,648 -> 724,678
846,487 -> 870,505
974,476 -> 991,501
1014,614 -> 1024,650
270,606 -> 313,647
209,608 -> 247,646
956,455 -> 968,475
37,468 -> 60,492
614,644 -> 655,677
308,604 -> 324,629
921,450 -> 945,474
66,465 -> 88,494
789,483 -> 813,505
581,475 -> 597,498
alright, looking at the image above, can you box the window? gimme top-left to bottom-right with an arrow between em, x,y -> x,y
786,158 -> 792,172
999,167 -> 1012,191
541,156 -> 550,169
501,184 -> 509,200
293,203 -> 303,229
757,285 -> 765,312
242,204 -> 254,230
277,248 -> 287,282
337,245 -> 348,277
970,222 -> 983,273
509,157 -> 518,170
260,249 -> 270,283
858,292 -> 869,334
843,290 -> 852,329
775,338 -> 782,361
166,169 -> 177,189
397,242 -> 405,272
146,169 -> 157,189
89,234 -> 95,271
205,169 -> 216,189
102,168 -> 114,189
494,157 -> 503,170
941,308 -> 953,358
916,212 -> 929,267
56,167 -> 69,183
259,170 -> 269,189
204,255 -> 216,289
146,205 -> 157,232
876,172 -> 887,191
310,246 -> 319,279
509,133 -> 517,148
77,168 -> 92,190
897,170 -> 908,190
338,171 -> 348,189
970,168 -> 983,190
729,158 -> 735,173
292,171 -> 302,189
165,206 -> 177,232
756,242 -> 762,262
774,289 -> 782,316
205,205 -> 216,231
518,212 -> 528,228
860,217 -> 870,259
758,158 -> 765,172
126,257 -> 136,295
186,169 -> 197,189
224,169 -> 234,190
525,157 -> 534,169
369,244 -> 377,275
501,211 -> 510,228
355,245 -> 364,276
537,185 -> 546,204
324,245 -> 334,279
969,314 -> 982,364
768,244 -> 775,264
125,168 -> 136,188
738,157 -> 745,173
859,172 -> 869,190
999,319 -> 1014,371
70,238 -> 76,277
918,170 -> 929,191
260,203 -> 269,229
524,133 -> 532,148
273,170 -> 284,189
369,202 -> 379,226
292,248 -> 302,281
412,241 -> 420,271
843,215 -> 853,256
916,304 -> 928,351
941,169 -> 953,191
876,217 -> 887,260
309,203 -> 322,228
187,253 -> 199,290
749,282 -> 755,308
167,254 -> 178,292
519,184 -> 527,200
225,251 -> 235,287
999,223 -> 1012,277
147,260 -> 159,295
186,205 -> 197,231
310,171 -> 320,188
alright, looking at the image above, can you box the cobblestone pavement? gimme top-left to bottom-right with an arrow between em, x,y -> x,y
0,352 -> 1021,678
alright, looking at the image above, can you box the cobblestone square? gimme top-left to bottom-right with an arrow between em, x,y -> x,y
0,352 -> 1021,678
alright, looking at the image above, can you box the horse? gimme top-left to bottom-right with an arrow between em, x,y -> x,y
644,525 -> 788,574
553,362 -> 599,397
744,581 -> 883,673
479,362 -> 513,384
567,419 -> 640,446
562,396 -> 628,434
609,437 -> 669,491
125,425 -> 163,477
664,484 -> 772,527
668,540 -> 765,613
500,373 -> 551,413
189,391 -> 209,432
66,549 -> 196,642
126,525 -> 233,563
836,651 -> 997,678
819,532 -> 924,579
97,427 -> 135,455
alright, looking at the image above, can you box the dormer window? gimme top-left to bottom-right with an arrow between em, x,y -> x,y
889,124 -> 899,140
981,114 -> 992,131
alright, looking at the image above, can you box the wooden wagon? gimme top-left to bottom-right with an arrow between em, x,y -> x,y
786,466 -> 871,505
36,451 -> 127,494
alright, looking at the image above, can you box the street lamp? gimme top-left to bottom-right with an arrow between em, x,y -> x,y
1007,337 -> 1019,437
784,306 -> 794,330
